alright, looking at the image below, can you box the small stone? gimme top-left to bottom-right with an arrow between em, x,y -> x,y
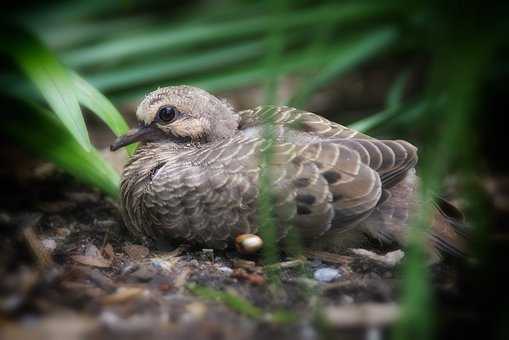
42,238 -> 57,251
217,266 -> 233,275
314,268 -> 341,282
150,259 -> 173,272
340,295 -> 354,304
85,244 -> 101,257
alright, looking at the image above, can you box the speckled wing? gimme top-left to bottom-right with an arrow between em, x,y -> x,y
238,105 -> 372,140
331,138 -> 418,188
238,105 -> 418,189
141,134 -> 383,246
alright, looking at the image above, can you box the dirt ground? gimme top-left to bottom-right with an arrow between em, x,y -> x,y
0,153 -> 466,340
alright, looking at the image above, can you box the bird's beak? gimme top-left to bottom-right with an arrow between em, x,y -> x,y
110,126 -> 154,151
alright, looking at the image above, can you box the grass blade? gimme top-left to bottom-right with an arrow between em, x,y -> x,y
12,35 -> 92,151
3,102 -> 120,197
385,70 -> 410,108
70,72 -> 129,136
349,71 -> 413,132
289,27 -> 398,107
86,40 -> 266,92
70,72 -> 134,154
61,2 -> 387,68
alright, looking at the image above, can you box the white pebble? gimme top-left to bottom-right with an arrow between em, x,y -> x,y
41,238 -> 56,251
314,268 -> 341,282
217,266 -> 233,275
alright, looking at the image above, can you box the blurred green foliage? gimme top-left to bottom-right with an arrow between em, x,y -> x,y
1,0 -> 508,338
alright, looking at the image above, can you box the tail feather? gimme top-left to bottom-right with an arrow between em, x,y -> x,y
359,169 -> 468,259
429,202 -> 468,257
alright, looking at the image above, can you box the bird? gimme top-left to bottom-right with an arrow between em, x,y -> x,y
110,85 -> 466,258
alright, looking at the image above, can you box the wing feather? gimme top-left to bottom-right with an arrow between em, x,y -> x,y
238,105 -> 417,190
141,134 -> 383,245
238,105 -> 372,140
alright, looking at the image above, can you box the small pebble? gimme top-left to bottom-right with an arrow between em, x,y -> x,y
42,238 -> 57,251
340,295 -> 354,304
217,266 -> 233,275
314,268 -> 341,282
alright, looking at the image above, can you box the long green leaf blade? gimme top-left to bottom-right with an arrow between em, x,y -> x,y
61,2 -> 387,68
13,37 -> 92,151
70,72 -> 134,154
71,72 -> 129,136
3,103 -> 120,197
289,27 -> 398,107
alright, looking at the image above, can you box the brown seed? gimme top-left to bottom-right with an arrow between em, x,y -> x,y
235,234 -> 263,254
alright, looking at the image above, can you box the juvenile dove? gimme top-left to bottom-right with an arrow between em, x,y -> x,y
111,85 -> 465,257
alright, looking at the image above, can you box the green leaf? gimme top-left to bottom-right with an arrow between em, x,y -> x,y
70,72 -> 128,136
385,70 -> 410,109
12,37 -> 92,151
349,71 -> 412,132
70,72 -> 134,154
109,46 -> 336,102
61,2 -> 387,68
85,40 -> 266,92
349,101 -> 428,133
349,107 -> 400,133
289,27 -> 398,107
3,102 -> 120,197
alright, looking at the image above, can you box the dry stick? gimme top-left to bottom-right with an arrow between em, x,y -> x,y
264,258 -> 307,271
302,249 -> 353,265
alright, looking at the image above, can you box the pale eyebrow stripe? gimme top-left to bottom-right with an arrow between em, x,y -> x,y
149,96 -> 166,107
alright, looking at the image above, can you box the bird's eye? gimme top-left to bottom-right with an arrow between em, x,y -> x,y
157,106 -> 178,123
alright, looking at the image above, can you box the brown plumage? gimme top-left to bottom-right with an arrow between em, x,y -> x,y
111,85 -> 466,257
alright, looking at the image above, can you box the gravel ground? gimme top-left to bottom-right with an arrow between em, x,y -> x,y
0,158 -> 465,340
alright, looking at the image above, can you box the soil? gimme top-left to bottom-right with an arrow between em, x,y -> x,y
0,154 -> 464,340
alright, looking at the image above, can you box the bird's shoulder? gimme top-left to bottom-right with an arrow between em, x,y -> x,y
237,105 -> 372,140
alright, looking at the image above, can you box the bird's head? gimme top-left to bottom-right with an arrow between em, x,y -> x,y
110,85 -> 239,151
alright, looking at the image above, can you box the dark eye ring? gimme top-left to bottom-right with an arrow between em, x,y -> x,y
157,106 -> 178,123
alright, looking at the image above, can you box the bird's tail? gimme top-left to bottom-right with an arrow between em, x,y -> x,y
427,197 -> 468,257
308,168 -> 469,260
356,169 -> 468,260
